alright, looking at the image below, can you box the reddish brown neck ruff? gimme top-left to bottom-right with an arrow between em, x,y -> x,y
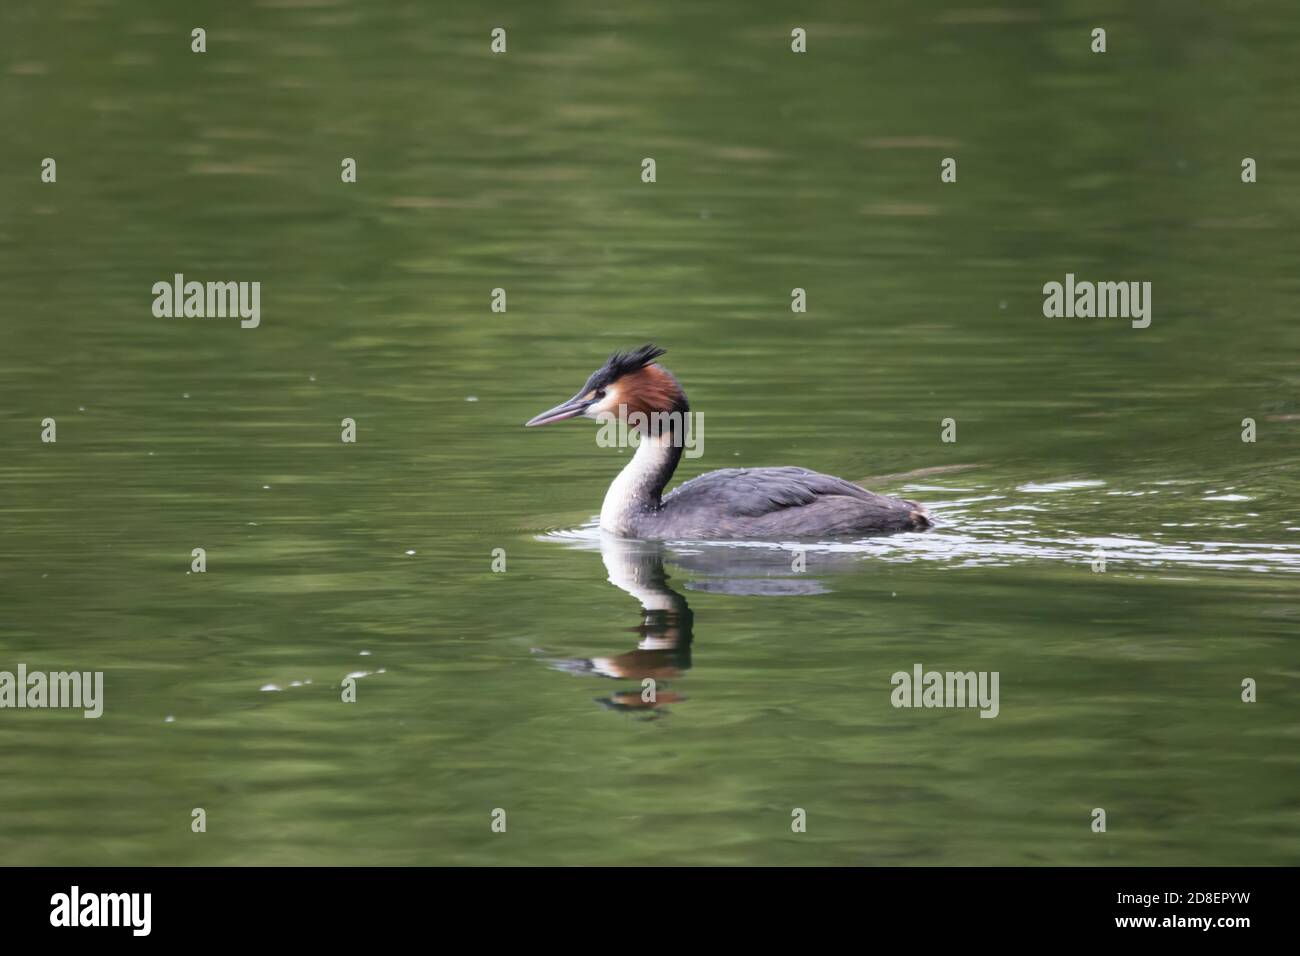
613,364 -> 689,424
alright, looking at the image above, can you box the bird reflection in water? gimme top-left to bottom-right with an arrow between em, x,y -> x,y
548,534 -> 693,718
548,531 -> 853,718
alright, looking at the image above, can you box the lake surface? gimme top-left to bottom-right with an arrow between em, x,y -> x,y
1,0 -> 1297,865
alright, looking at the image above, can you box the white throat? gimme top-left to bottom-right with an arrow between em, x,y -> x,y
598,532 -> 678,612
599,433 -> 675,534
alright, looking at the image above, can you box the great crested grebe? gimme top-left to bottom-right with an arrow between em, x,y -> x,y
525,345 -> 931,540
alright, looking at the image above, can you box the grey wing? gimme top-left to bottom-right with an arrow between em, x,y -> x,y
668,467 -> 858,513
663,467 -> 928,536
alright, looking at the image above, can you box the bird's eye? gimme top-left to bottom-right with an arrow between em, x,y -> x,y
594,389 -> 606,400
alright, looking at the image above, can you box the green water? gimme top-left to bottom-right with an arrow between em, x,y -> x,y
2,0 -> 1297,866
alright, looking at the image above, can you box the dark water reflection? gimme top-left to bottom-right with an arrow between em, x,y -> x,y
546,533 -> 876,716
548,535 -> 695,717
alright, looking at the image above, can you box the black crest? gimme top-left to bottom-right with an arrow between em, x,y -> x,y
583,344 -> 666,392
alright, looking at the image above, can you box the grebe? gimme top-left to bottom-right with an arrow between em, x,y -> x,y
525,345 -> 932,539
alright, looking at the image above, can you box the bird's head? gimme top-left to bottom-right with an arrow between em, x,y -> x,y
524,344 -> 688,434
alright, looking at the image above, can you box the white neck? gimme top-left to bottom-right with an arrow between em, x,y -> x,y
598,532 -> 677,611
599,433 -> 677,534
